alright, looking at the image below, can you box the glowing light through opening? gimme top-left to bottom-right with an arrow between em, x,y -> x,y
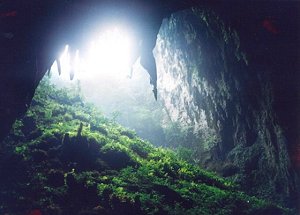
52,27 -> 134,80
86,28 -> 132,77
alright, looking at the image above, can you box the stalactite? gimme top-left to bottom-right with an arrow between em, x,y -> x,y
57,59 -> 62,75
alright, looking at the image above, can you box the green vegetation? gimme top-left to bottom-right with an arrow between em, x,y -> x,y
0,79 -> 290,214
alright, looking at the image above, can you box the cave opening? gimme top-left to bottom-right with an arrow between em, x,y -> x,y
47,24 -> 168,147
0,1 -> 299,214
43,16 -> 219,162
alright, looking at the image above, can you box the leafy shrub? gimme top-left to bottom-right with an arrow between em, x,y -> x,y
0,77 -> 291,215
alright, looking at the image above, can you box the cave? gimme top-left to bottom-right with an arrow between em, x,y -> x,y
0,1 -> 299,214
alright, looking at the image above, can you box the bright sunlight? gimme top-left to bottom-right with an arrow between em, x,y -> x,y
51,27 -> 134,80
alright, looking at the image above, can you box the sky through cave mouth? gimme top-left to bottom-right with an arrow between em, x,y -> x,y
47,25 -> 168,146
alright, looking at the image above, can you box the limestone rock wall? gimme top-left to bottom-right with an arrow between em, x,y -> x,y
155,8 -> 298,206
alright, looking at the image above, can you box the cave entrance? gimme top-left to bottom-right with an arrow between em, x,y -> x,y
45,25 -> 167,146
40,12 -> 216,165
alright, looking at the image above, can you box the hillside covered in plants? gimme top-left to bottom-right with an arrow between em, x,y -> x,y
0,79 -> 292,215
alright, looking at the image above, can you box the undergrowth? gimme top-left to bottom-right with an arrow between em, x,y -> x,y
0,79 -> 291,215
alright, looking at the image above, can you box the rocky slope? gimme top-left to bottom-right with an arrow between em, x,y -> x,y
0,79 -> 291,215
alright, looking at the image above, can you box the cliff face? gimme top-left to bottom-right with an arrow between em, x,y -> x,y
155,8 -> 299,207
